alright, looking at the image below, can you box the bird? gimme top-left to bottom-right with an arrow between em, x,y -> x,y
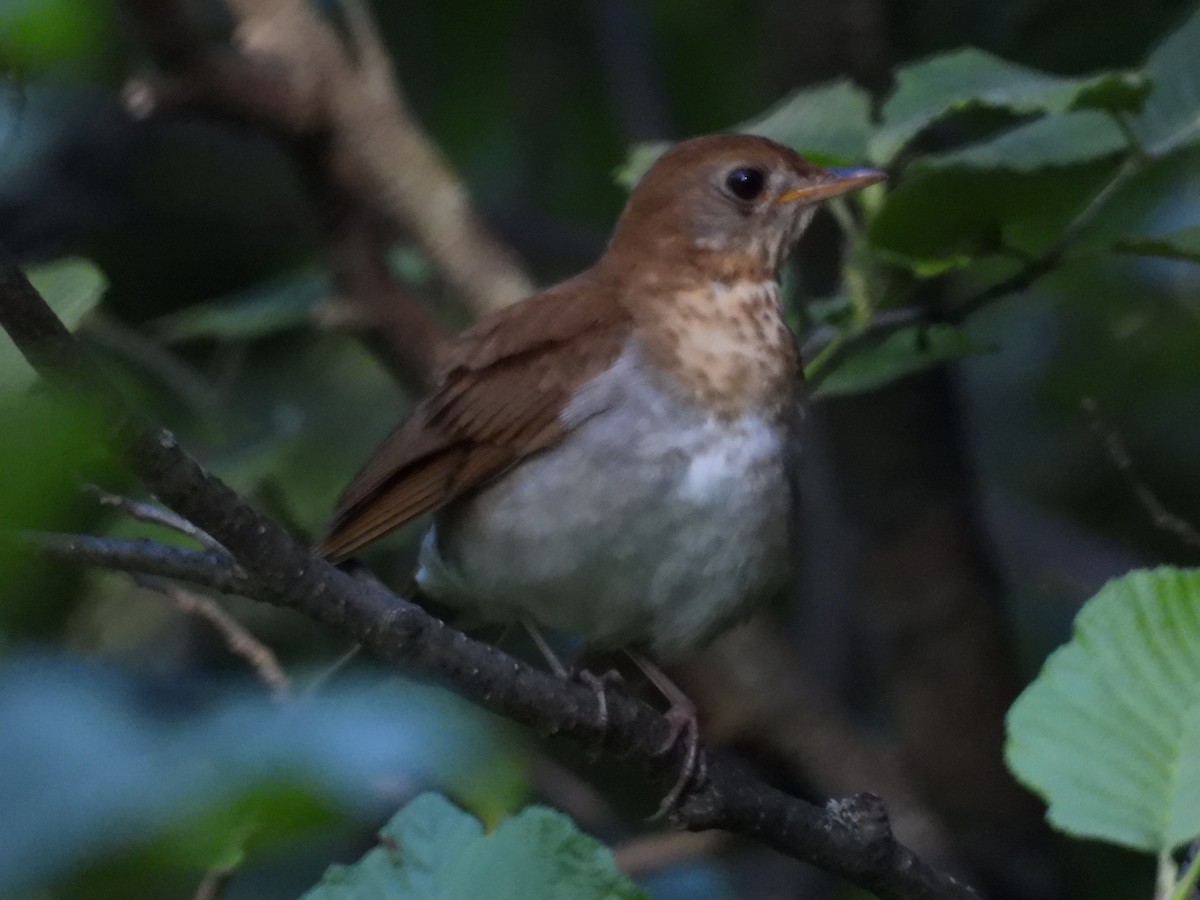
318,133 -> 883,808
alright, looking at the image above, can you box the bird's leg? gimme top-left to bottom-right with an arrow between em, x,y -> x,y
627,651 -> 707,819
523,619 -> 571,677
522,621 -> 614,736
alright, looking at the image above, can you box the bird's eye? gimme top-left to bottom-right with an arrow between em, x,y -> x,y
725,167 -> 765,201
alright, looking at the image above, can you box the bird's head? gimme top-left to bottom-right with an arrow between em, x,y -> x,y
607,134 -> 884,280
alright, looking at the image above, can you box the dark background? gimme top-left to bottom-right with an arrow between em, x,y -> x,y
2,1 -> 1199,898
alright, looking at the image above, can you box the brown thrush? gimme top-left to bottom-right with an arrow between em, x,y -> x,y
319,133 -> 883,807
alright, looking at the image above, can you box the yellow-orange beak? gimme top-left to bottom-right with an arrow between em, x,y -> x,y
776,166 -> 886,204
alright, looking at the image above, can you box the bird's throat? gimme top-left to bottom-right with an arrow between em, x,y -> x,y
634,278 -> 799,419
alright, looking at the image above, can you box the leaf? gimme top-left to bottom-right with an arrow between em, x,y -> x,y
1071,75 -> 1155,117
0,394 -> 112,626
1131,7 -> 1200,156
1112,225 -> 1200,263
921,110 -> 1128,172
1006,567 -> 1200,853
0,257 -> 106,394
740,79 -> 874,164
868,161 -> 1115,272
0,0 -> 115,75
302,792 -> 647,900
615,79 -> 874,189
871,48 -> 1147,164
810,324 -> 975,397
152,270 -> 329,343
0,655 -> 518,895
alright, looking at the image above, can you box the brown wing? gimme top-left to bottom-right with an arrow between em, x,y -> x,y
316,272 -> 630,562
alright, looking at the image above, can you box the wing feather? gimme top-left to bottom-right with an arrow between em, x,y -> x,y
317,273 -> 629,562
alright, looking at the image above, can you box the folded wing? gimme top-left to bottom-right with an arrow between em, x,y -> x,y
317,275 -> 630,561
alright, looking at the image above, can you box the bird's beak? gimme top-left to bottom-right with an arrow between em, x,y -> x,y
776,167 -> 886,204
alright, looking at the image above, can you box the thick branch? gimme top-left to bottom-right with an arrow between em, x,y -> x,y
0,247 -> 978,900
122,0 -> 533,321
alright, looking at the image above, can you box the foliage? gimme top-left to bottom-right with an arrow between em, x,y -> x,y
302,792 -> 646,900
2,2 -> 1200,898
619,8 -> 1200,395
0,654 -> 522,897
1006,568 -> 1200,899
1006,568 -> 1200,853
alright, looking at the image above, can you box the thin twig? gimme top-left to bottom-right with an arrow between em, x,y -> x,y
1083,397 -> 1200,552
613,830 -> 730,879
82,313 -> 220,414
193,864 -> 238,900
300,643 -> 361,697
137,575 -> 293,700
27,532 -> 252,594
84,484 -> 230,555
1172,841 -> 1200,900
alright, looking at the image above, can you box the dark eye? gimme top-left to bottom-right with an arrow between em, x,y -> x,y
725,167 -> 765,201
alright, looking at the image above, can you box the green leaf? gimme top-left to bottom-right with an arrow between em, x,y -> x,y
810,324 -> 975,397
868,161 -> 1115,271
0,393 -> 112,622
615,79 -> 873,189
0,0 -> 116,75
1131,7 -> 1200,155
921,110 -> 1128,172
0,258 -> 106,393
303,792 -> 647,900
1006,567 -> 1200,853
1112,225 -> 1200,263
152,271 -> 328,343
0,656 -> 517,895
614,142 -> 668,190
1071,75 -> 1155,117
740,79 -> 874,164
871,48 -> 1147,164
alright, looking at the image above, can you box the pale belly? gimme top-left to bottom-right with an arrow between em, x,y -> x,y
415,355 -> 795,659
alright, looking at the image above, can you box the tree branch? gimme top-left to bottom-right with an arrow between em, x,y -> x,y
121,0 -> 532,327
1,245 -> 977,900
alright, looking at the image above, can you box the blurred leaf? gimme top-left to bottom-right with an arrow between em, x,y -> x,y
922,110 -> 1128,172
151,271 -> 328,343
0,392 -> 112,626
1112,225 -> 1200,263
1006,567 -> 1200,852
811,324 -> 975,397
741,79 -> 874,164
1065,145 -> 1200,255
386,245 -> 435,287
871,49 -> 1147,164
1131,7 -> 1200,155
302,792 -> 647,900
869,161 -> 1115,271
0,655 -> 520,895
614,141 -> 669,190
0,257 -> 106,393
0,0 -> 116,75
615,79 -> 874,188
1071,75 -> 1155,117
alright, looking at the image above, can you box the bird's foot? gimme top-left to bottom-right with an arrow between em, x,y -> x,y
623,652 -> 710,819
648,698 -> 707,820
575,668 -> 624,736
521,621 -> 626,741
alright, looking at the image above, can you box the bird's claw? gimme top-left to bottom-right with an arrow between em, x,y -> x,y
576,668 -> 624,754
649,705 -> 707,820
